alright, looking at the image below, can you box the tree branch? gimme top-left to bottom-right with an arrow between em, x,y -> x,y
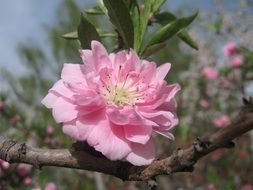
0,98 -> 252,181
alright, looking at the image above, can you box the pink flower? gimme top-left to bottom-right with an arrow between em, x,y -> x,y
202,67 -> 218,80
46,126 -> 55,135
223,42 -> 236,56
45,182 -> 57,190
200,99 -> 209,109
0,160 -> 10,170
241,184 -> 253,190
42,41 -> 180,165
0,101 -> 5,109
212,115 -> 230,128
17,163 -> 32,176
23,177 -> 32,185
230,54 -> 244,67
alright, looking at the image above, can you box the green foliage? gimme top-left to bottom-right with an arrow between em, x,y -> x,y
142,11 -> 198,55
103,0 -> 134,49
77,13 -> 101,49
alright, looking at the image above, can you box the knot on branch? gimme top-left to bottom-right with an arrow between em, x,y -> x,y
0,137 -> 27,162
0,139 -> 17,161
193,137 -> 211,152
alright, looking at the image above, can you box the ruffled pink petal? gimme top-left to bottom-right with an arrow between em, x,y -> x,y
156,63 -> 171,81
106,107 -> 145,126
61,64 -> 89,83
75,108 -> 106,143
126,138 -> 155,166
91,41 -> 111,72
49,80 -> 75,100
93,122 -> 131,160
139,61 -> 156,83
62,120 -> 80,140
123,125 -> 152,144
153,129 -> 175,140
52,97 -> 78,123
41,93 -> 59,109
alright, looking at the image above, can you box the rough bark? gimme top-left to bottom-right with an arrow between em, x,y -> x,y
0,98 -> 252,181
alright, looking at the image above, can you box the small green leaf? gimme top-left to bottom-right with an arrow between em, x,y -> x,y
77,13 -> 101,49
177,29 -> 198,50
138,0 -> 152,51
85,6 -> 105,15
142,42 -> 167,58
103,0 -> 134,49
151,0 -> 166,13
144,11 -> 198,53
154,12 -> 176,25
62,31 -> 78,40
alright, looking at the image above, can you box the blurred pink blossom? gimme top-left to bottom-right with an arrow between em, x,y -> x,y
46,126 -> 55,135
0,160 -> 10,170
45,182 -> 57,190
200,99 -> 210,108
0,101 -> 5,109
23,177 -> 32,185
202,67 -> 218,80
241,184 -> 253,190
223,42 -> 237,56
230,54 -> 244,67
212,115 -> 230,128
42,41 -> 180,166
17,163 -> 32,177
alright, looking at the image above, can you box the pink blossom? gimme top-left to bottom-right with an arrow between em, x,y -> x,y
223,42 -> 236,56
202,67 -> 218,80
46,126 -> 55,135
0,101 -> 5,109
200,99 -> 209,109
17,163 -> 32,176
45,182 -> 57,190
212,115 -> 230,128
230,54 -> 244,67
0,160 -> 10,170
23,177 -> 32,185
241,184 -> 253,190
42,41 -> 180,166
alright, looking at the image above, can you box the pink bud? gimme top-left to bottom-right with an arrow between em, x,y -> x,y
17,163 -> 32,176
23,177 -> 32,185
212,115 -> 230,128
45,182 -> 57,190
223,42 -> 237,56
230,54 -> 244,68
1,160 -> 10,170
46,126 -> 55,135
241,184 -> 253,190
0,101 -> 5,110
200,99 -> 210,109
202,67 -> 218,80
44,137 -> 51,145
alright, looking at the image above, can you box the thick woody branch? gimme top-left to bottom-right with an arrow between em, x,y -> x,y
0,98 -> 253,181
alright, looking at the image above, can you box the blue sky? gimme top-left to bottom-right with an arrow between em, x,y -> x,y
0,0 -> 247,78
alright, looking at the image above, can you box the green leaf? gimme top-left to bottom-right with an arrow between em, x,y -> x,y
77,13 -> 101,49
103,0 -> 134,49
142,42 -> 167,58
151,0 -> 166,13
62,31 -> 78,40
177,29 -> 198,50
137,0 -> 152,52
154,12 -> 176,25
85,6 -> 105,15
144,11 -> 198,53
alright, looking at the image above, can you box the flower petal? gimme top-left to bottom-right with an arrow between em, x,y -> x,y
41,92 -> 59,109
156,63 -> 171,80
126,138 -> 155,166
52,97 -> 78,123
62,121 -> 80,140
61,63 -> 89,83
124,125 -> 152,144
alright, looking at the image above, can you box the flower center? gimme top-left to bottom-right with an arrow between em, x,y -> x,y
107,85 -> 131,106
